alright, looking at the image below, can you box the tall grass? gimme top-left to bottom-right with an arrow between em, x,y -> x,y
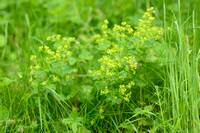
163,0 -> 200,132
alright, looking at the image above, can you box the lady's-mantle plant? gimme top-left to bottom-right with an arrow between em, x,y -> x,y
29,35 -> 82,100
89,7 -> 163,104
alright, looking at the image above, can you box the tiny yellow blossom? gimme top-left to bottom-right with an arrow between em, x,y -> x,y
104,19 -> 109,25
30,55 -> 36,61
167,27 -> 171,31
67,51 -> 71,56
46,36 -> 51,41
35,65 -> 40,70
91,120 -> 94,126
100,116 -> 105,119
99,107 -> 104,113
39,46 -> 43,51
42,81 -> 46,86
121,22 -> 126,26
56,34 -> 61,40
29,78 -> 32,82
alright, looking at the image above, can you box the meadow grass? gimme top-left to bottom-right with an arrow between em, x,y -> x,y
0,0 -> 199,132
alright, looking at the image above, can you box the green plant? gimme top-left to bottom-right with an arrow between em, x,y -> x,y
29,35 -> 82,98
89,7 -> 163,105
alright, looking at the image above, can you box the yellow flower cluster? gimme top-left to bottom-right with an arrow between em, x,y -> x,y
99,107 -> 105,119
119,81 -> 135,102
113,22 -> 134,35
90,7 -> 163,104
84,88 -> 91,95
46,34 -> 61,41
30,55 -> 36,61
29,35 -> 79,91
134,7 -> 164,45
90,21 -> 138,103
100,86 -> 108,95
40,45 -> 72,61
106,45 -> 123,55
53,75 -> 60,82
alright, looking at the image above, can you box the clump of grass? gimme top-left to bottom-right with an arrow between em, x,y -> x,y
162,0 -> 200,132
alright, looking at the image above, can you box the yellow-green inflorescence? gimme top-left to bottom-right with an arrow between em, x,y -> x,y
29,35 -> 80,92
89,7 -> 163,104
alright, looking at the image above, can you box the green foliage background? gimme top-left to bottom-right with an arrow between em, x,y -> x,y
0,0 -> 200,132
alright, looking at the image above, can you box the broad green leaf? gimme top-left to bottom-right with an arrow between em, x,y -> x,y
65,88 -> 79,100
68,57 -> 77,65
77,126 -> 91,133
0,77 -> 15,87
37,71 -> 47,79
119,122 -> 138,133
62,108 -> 83,133
97,42 -> 110,51
62,118 -> 73,125
79,50 -> 93,60
63,65 -> 74,74
72,122 -> 78,133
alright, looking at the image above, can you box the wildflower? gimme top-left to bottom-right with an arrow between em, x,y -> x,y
87,90 -> 91,95
104,19 -> 109,25
42,81 -> 46,86
121,22 -> 126,26
91,120 -> 94,126
100,116 -> 105,119
66,75 -> 70,81
30,55 -> 36,61
29,78 -> 32,82
39,46 -> 43,51
30,70 -> 34,75
101,25 -> 107,30
56,34 -> 61,40
99,107 -> 104,113
35,65 -> 40,70
88,70 -> 92,75
53,75 -> 59,82
67,37 -> 75,43
104,86 -> 108,94
67,51 -> 71,56
46,36 -> 51,41
31,82 -> 37,87
167,27 -> 171,31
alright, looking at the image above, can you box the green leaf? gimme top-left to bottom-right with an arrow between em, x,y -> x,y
0,105 -> 8,123
72,122 -> 78,133
68,57 -> 77,65
62,118 -> 73,125
79,50 -> 93,60
0,34 -> 6,47
119,122 -> 138,133
77,126 -> 91,133
63,65 -> 74,74
65,88 -> 79,100
0,77 -> 15,87
62,108 -> 83,133
81,85 -> 92,91
97,42 -> 110,51
37,71 -> 47,79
